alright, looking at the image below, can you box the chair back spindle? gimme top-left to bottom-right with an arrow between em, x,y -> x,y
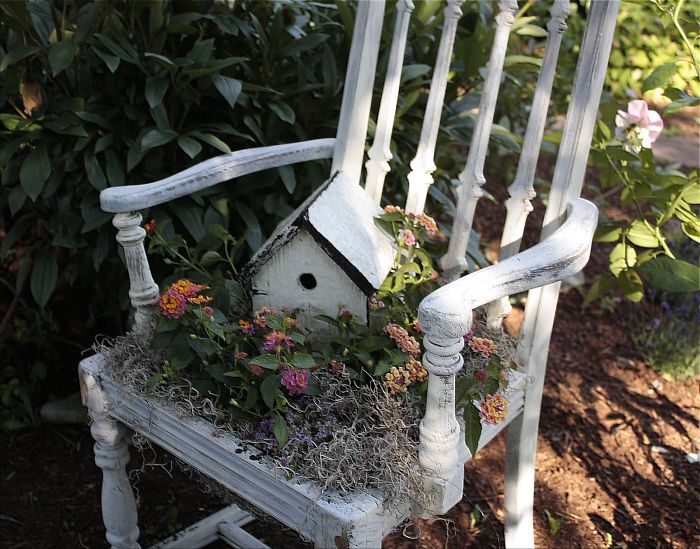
486,0 -> 571,329
439,0 -> 518,279
404,0 -> 465,215
331,0 -> 385,186
365,0 -> 415,205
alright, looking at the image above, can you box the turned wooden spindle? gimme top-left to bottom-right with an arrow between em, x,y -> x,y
486,0 -> 571,329
440,0 -> 518,280
112,212 -> 160,331
404,0 -> 465,215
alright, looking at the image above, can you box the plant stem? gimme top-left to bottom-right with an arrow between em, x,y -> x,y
672,0 -> 700,80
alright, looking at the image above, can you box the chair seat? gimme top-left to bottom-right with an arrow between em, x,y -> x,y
79,353 -> 527,547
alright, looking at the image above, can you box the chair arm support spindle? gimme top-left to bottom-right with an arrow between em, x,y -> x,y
113,212 -> 159,331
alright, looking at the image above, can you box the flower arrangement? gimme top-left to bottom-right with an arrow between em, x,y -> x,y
103,208 -> 515,496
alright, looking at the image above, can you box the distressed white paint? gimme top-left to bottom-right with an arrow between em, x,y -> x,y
365,0 -> 414,204
418,198 -> 597,517
247,172 -> 394,333
80,353 -> 527,548
100,139 -> 335,213
151,505 -> 255,549
331,1 -> 385,186
306,173 -> 395,290
404,0 -> 464,214
440,0 -> 518,280
505,3 -> 620,547
486,0 -> 570,329
251,230 -> 367,332
113,212 -> 159,331
80,367 -> 140,549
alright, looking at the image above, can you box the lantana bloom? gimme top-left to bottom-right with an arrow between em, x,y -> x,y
254,307 -> 277,329
384,366 -> 411,393
615,99 -> 663,152
469,337 -> 497,358
262,330 -> 294,352
406,357 -> 427,383
385,323 -> 420,356
171,279 -> 208,299
144,219 -> 157,234
479,393 -> 508,425
159,289 -> 187,318
238,319 -> 255,335
281,368 -> 309,395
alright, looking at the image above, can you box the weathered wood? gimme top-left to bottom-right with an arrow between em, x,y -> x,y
331,1 -> 385,186
486,0 -> 570,329
440,0 -> 518,279
365,0 -> 414,205
505,3 -> 620,547
80,367 -> 140,549
150,505 -> 254,549
113,212 -> 160,331
404,0 -> 464,214
100,139 -> 335,213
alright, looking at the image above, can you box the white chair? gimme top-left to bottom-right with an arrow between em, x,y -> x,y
79,1 -> 620,547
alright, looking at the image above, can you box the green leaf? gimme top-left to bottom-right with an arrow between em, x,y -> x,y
682,222 -> 700,244
609,243 -> 636,277
141,129 -> 178,150
273,413 -> 288,447
187,337 -> 220,358
48,40 -> 78,76
145,373 -> 162,391
626,220 -> 660,248
178,135 -> 202,159
260,374 -> 281,409
279,33 -> 329,56
0,45 -> 40,72
269,102 -> 295,125
642,63 -> 677,93
84,150 -> 107,190
515,24 -> 548,38
30,251 -> 58,308
637,255 -> 700,293
250,355 -> 281,370
93,47 -> 120,73
8,186 -> 26,216
145,76 -> 169,108
190,131 -> 231,154
401,64 -> 431,82
594,224 -> 622,243
212,75 -> 242,109
619,269 -> 644,302
278,165 -> 296,194
291,353 -> 316,369
464,405 -> 482,458
19,144 -> 51,201
503,55 -> 542,68
583,275 -> 616,308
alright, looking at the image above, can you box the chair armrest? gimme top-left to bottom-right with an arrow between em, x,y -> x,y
418,197 -> 598,330
99,138 -> 336,213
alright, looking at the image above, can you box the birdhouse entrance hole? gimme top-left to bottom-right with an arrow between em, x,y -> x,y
299,273 -> 317,290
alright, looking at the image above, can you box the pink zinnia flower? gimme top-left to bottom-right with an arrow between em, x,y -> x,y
281,368 -> 309,395
159,289 -> 187,318
615,99 -> 663,151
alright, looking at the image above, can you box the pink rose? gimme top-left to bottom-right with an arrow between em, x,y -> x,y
614,99 -> 663,151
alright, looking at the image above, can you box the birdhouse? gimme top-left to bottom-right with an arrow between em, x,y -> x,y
243,172 -> 395,334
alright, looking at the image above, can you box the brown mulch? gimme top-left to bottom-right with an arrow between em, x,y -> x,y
1,161 -> 698,548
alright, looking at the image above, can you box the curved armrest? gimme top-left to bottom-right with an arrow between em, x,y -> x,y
100,138 -> 336,213
419,198 -> 598,333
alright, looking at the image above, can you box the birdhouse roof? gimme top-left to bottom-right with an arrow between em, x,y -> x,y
243,172 -> 395,295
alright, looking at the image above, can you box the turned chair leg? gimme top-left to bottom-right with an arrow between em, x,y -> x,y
504,413 -> 536,548
91,417 -> 141,549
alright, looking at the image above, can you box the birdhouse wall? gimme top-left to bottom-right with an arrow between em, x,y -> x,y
250,230 -> 367,334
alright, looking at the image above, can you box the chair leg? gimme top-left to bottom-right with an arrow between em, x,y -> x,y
91,417 -> 141,549
504,412 -> 537,549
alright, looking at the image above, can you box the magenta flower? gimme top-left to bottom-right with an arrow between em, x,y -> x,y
159,289 -> 187,318
615,99 -> 663,151
281,368 -> 309,395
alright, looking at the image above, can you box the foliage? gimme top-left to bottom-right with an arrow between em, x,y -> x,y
585,0 -> 700,305
142,206 -> 513,457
